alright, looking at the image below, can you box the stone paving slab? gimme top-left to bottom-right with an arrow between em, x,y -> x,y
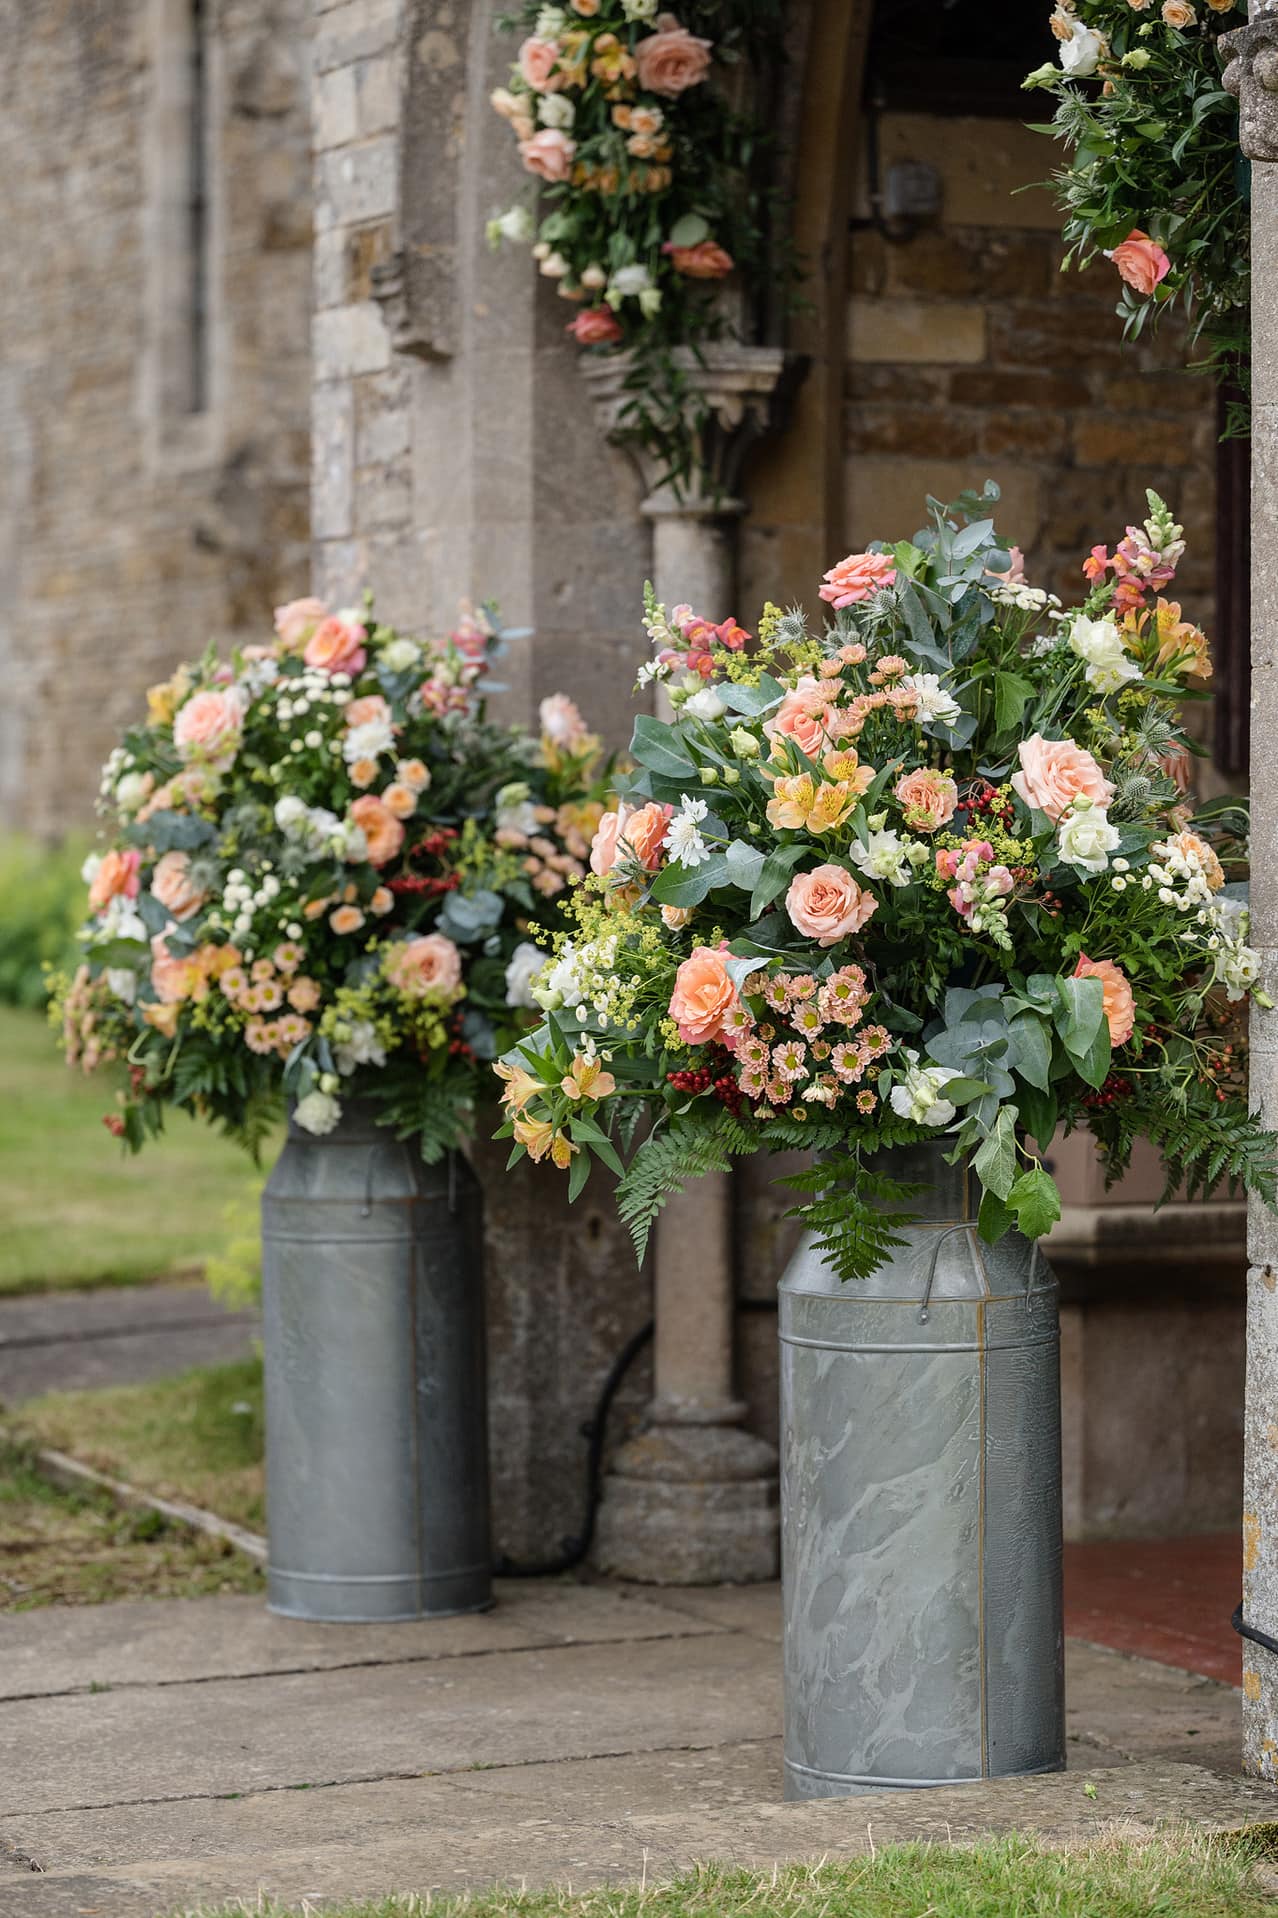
0,1284 -> 259,1406
4,1763 -> 1276,1918
1066,1633 -> 1241,1775
0,1582 -> 717,1701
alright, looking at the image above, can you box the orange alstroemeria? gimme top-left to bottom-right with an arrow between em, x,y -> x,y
512,1115 -> 555,1162
561,1053 -> 617,1101
494,1058 -> 543,1113
766,773 -> 816,831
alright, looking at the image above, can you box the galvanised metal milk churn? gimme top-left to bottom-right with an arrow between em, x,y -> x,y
261,1100 -> 492,1621
779,1143 -> 1063,1797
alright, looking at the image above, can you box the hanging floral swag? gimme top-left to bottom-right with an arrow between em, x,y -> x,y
1025,0 -> 1248,420
487,0 -> 791,484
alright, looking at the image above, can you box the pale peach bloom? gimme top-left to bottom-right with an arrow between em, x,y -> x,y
398,758 -> 432,792
561,1053 -> 616,1100
302,897 -> 331,922
819,551 -> 897,608
1161,0 -> 1194,23
629,105 -> 664,136
1158,742 -> 1195,795
288,977 -> 322,1012
1074,953 -> 1136,1047
349,757 -> 379,789
634,17 -> 713,95
667,946 -> 741,1047
173,688 -> 243,763
381,782 -> 418,820
786,865 -> 878,946
495,1058 -> 542,1112
764,679 -> 834,762
540,693 -> 590,749
517,35 -> 559,89
150,933 -> 200,1005
1165,829 -> 1225,890
88,848 -> 141,913
369,887 -> 394,915
1109,229 -> 1171,296
589,804 -> 631,877
142,1001 -> 181,1037
384,933 -> 463,999
661,904 -> 693,930
513,1114 -> 555,1161
344,694 -> 391,731
621,801 -> 672,871
304,614 -> 367,677
986,546 -> 1026,586
329,905 -> 366,935
274,597 -> 328,650
1011,734 -> 1115,823
274,942 -> 303,972
519,128 -> 576,182
348,794 -> 405,867
150,850 -> 206,922
894,768 -> 960,832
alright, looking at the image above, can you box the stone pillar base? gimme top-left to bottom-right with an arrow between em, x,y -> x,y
593,1422 -> 779,1585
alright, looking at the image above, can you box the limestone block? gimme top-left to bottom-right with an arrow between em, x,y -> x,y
313,536 -> 368,604
354,366 -> 412,467
313,303 -> 391,381
845,458 -> 1043,552
353,459 -> 412,533
314,64 -> 358,150
847,297 -> 986,365
354,52 -> 400,136
313,228 -> 347,310
313,0 -> 402,74
852,114 -> 1061,232
315,138 -> 397,232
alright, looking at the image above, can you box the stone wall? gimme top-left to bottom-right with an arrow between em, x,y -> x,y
0,0 -> 312,837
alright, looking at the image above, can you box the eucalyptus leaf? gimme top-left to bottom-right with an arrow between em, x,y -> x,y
630,713 -> 697,780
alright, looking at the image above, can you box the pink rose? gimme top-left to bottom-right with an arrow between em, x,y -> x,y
348,794 -> 405,867
344,694 -> 392,731
567,305 -> 622,346
87,848 -> 142,913
634,16 -> 713,95
274,597 -> 327,650
518,35 -> 560,90
664,240 -> 734,279
785,865 -> 878,947
384,934 -> 463,999
667,946 -> 741,1047
1011,734 -> 1115,824
540,693 -> 589,748
150,850 -> 207,923
173,688 -> 244,765
304,614 -> 367,677
819,551 -> 898,609
1074,954 -> 1135,1048
1109,230 -> 1171,298
894,768 -> 959,832
519,128 -> 576,182
763,678 -> 834,761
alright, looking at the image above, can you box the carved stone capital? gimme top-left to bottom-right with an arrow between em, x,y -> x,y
579,344 -> 803,514
370,251 -> 452,363
1222,11 -> 1278,163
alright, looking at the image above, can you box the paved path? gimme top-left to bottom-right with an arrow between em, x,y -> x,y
0,1580 -> 1258,1916
0,1285 -> 259,1405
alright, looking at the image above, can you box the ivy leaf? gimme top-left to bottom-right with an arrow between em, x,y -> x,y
977,1188 -> 1015,1246
993,671 -> 1035,737
1007,1165 -> 1062,1242
1018,1082 -> 1059,1155
974,1104 -> 1019,1202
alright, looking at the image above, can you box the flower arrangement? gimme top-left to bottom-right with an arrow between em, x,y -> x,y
497,485 -> 1274,1278
54,600 -> 609,1159
487,0 -> 787,477
1024,0 -> 1247,401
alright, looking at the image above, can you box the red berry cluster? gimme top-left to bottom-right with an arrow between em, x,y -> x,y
388,871 -> 460,897
446,1011 -> 475,1063
666,1046 -> 744,1115
959,781 -> 1014,827
667,1066 -> 713,1094
415,827 -> 459,859
1082,1074 -> 1133,1111
128,1064 -> 148,1095
102,1113 -> 126,1138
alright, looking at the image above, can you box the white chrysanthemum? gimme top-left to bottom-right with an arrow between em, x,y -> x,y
664,795 -> 711,869
343,718 -> 395,764
901,673 -> 962,725
294,1090 -> 342,1136
505,941 -> 546,1009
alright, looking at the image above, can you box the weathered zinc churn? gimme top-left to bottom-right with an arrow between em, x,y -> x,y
261,1101 -> 492,1621
778,1144 -> 1063,1796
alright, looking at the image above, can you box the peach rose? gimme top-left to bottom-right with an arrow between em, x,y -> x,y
304,614 -> 367,677
1161,0 -> 1194,24
150,933 -> 199,1005
329,905 -> 365,935
567,305 -> 622,346
621,801 -> 673,871
785,864 -> 878,946
381,782 -> 418,820
1109,229 -> 1171,297
274,597 -> 327,650
1011,734 -> 1115,824
894,768 -> 959,832
398,758 -> 432,791
88,848 -> 141,913
173,688 -> 244,764
150,850 -> 207,922
519,128 -> 576,182
764,679 -> 833,761
517,35 -> 559,90
667,946 -> 741,1047
384,933 -> 463,999
590,804 -> 630,877
349,758 -> 379,789
665,241 -> 734,279
818,551 -> 898,608
344,694 -> 391,731
634,17 -> 713,95
1074,953 -> 1135,1048
348,794 -> 405,867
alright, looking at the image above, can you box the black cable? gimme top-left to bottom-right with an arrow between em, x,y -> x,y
1233,1601 -> 1278,1659
492,1318 -> 654,1579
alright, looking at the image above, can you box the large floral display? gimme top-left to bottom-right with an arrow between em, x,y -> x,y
55,601 -> 608,1158
498,487 -> 1274,1276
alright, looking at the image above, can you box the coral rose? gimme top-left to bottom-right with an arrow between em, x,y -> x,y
894,768 -> 959,832
567,305 -> 623,346
1109,229 -> 1171,297
1011,734 -> 1115,823
348,794 -> 405,867
764,679 -> 834,762
384,933 -> 462,999
88,848 -> 142,913
329,905 -> 365,935
668,946 -> 741,1047
621,801 -> 673,871
274,597 -> 327,650
786,865 -> 878,946
173,688 -> 244,765
150,850 -> 206,922
304,614 -> 367,677
1074,953 -> 1135,1048
819,551 -> 898,609
150,933 -> 199,1005
519,128 -> 576,182
665,241 -> 734,279
634,16 -> 713,95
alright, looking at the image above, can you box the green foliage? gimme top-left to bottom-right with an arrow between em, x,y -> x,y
0,833 -> 89,1008
782,1149 -> 921,1285
366,1066 -> 478,1166
615,1111 -> 753,1264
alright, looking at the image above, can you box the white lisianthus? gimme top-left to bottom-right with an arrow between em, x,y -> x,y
1221,944 -> 1262,1002
333,1020 -> 387,1077
538,251 -> 570,280
636,658 -> 671,687
294,1090 -> 343,1136
114,771 -> 151,814
535,4 -> 566,33
1058,18 -> 1105,76
105,968 -> 137,1004
80,852 -> 102,885
581,263 -> 608,291
538,92 -> 574,129
1067,614 -> 1141,695
637,286 -> 663,320
848,828 -> 913,888
1056,798 -> 1121,875
622,0 -> 658,17
663,794 -> 711,869
901,673 -> 962,726
609,264 -> 653,301
684,686 -> 726,722
729,726 -> 760,758
343,717 -> 395,764
505,940 -> 546,1009
380,635 -> 422,672
91,896 -> 147,945
497,795 -> 541,836
889,1050 -> 963,1128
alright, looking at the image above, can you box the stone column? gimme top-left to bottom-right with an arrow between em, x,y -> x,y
582,346 -> 795,1583
1224,8 -> 1278,1777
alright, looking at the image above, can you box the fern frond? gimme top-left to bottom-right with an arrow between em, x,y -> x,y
781,1148 -> 924,1284
615,1113 -> 753,1265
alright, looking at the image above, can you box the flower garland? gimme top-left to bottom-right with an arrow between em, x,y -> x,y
1025,0 -> 1247,400
488,1 -> 788,481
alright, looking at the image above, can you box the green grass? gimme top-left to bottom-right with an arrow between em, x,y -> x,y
0,1432 -> 262,1609
188,1834 -> 1278,1918
0,1004 -> 275,1295
20,1357 -> 266,1531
